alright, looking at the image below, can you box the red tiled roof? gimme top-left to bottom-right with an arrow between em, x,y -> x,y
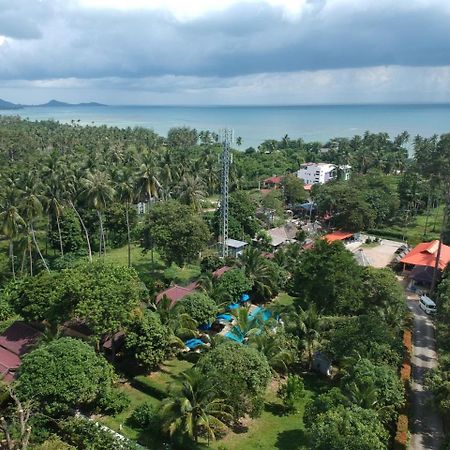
0,347 -> 21,382
324,231 -> 354,243
400,240 -> 450,270
212,266 -> 231,278
156,282 -> 198,305
263,176 -> 283,184
0,322 -> 41,357
304,184 -> 312,191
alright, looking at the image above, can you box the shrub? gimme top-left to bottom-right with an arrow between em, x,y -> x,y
394,414 -> 408,449
179,293 -> 218,325
278,375 -> 305,413
98,389 -> 130,416
129,402 -> 160,428
200,255 -> 223,273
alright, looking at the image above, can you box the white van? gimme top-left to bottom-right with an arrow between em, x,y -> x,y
419,295 -> 437,314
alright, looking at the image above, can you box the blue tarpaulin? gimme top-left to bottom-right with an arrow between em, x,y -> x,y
184,339 -> 205,350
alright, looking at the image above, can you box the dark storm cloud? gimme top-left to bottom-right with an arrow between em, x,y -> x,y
0,0 -> 449,81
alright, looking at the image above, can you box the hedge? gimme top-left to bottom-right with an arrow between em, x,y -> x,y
394,414 -> 408,449
367,229 -> 405,241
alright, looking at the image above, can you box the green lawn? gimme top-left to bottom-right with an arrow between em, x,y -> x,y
98,244 -> 201,285
371,205 -> 443,246
210,387 -> 310,450
99,356 -> 319,450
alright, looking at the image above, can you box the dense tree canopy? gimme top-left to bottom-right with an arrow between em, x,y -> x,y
179,293 -> 218,325
141,200 -> 209,266
292,240 -> 364,315
125,310 -> 171,371
309,405 -> 388,450
17,338 -> 119,416
197,341 -> 271,419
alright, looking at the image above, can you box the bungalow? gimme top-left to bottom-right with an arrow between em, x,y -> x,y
400,240 -> 450,288
0,322 -> 42,382
262,175 -> 283,189
156,282 -> 198,305
267,222 -> 298,248
400,240 -> 450,272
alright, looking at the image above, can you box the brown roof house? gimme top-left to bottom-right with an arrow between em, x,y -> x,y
267,222 -> 298,248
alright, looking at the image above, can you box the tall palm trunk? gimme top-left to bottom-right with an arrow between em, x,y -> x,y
9,240 -> 15,280
125,202 -> 131,267
28,231 -> 33,277
30,223 -> 50,272
97,210 -> 106,257
56,211 -> 64,257
70,201 -> 92,262
423,191 -> 432,238
431,185 -> 450,293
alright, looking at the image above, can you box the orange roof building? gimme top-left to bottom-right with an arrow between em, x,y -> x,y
324,231 -> 354,243
400,240 -> 450,271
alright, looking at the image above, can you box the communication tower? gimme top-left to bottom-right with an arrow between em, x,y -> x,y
219,129 -> 234,257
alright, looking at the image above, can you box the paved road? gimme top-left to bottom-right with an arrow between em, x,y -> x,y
408,297 -> 444,449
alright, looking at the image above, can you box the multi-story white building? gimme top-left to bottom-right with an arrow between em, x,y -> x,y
297,163 -> 351,185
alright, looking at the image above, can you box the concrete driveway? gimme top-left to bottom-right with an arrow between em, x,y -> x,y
347,236 -> 404,268
407,296 -> 444,449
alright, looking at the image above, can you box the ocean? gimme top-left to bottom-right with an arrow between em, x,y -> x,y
4,104 -> 450,149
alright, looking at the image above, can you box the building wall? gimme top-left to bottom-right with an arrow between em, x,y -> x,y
297,163 -> 335,185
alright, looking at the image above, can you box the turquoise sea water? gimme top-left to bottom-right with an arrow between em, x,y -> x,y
4,104 -> 450,148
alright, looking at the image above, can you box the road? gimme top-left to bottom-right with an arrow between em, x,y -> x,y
408,297 -> 444,449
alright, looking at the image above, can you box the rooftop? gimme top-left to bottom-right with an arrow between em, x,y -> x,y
400,240 -> 450,270
156,282 -> 198,304
225,238 -> 248,248
323,231 -> 354,243
0,321 -> 42,357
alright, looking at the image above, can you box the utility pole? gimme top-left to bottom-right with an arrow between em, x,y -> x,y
431,184 -> 450,293
219,129 -> 233,258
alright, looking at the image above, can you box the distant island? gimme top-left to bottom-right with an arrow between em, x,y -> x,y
0,98 -> 107,110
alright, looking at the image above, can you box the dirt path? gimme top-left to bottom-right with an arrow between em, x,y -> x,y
407,296 -> 444,449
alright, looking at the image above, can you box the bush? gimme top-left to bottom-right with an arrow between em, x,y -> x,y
200,255 -> 223,273
215,269 -> 253,304
394,414 -> 408,449
129,402 -> 160,428
278,375 -> 305,413
179,293 -> 218,325
368,229 -> 405,241
125,311 -> 171,371
98,389 -> 130,416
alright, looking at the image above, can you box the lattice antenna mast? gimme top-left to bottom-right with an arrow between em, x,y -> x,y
219,129 -> 234,258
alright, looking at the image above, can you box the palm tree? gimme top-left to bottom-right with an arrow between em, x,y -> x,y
115,168 -> 136,267
20,176 -> 50,273
346,380 -> 378,409
80,170 -> 115,257
0,206 -> 25,279
136,152 -> 161,208
227,307 -> 263,343
175,174 -> 206,212
240,247 -> 275,301
249,333 -> 294,374
297,304 -> 322,370
159,369 -> 232,445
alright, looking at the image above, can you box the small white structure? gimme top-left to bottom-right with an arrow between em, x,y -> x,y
225,238 -> 248,257
297,163 -> 351,185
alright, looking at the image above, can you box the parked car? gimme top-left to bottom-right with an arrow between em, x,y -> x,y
419,295 -> 437,315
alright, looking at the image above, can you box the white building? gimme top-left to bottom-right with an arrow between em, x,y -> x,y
297,163 -> 351,185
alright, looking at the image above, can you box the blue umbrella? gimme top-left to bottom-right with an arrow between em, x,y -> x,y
227,303 -> 239,310
240,293 -> 250,303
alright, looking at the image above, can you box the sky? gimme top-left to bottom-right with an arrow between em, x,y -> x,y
0,0 -> 450,105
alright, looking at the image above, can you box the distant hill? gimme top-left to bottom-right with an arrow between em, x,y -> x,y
0,98 -> 107,109
34,99 -> 107,107
0,98 -> 23,110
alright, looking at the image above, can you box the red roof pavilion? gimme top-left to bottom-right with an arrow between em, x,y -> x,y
324,231 -> 354,243
400,240 -> 450,271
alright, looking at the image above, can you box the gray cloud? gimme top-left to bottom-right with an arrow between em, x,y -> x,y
0,0 -> 450,81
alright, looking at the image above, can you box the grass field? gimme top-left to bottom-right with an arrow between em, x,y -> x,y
371,205 -> 444,246
98,244 -> 201,285
99,356 -> 319,450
